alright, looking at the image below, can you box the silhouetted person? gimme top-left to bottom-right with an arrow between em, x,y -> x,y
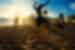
33,0 -> 49,26
57,13 -> 64,29
33,0 -> 49,16
42,10 -> 49,28
59,13 -> 64,22
36,10 -> 49,28
15,16 -> 19,26
71,15 -> 75,20
14,16 -> 19,29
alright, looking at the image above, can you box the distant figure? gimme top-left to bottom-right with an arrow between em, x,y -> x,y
33,0 -> 49,27
59,13 -> 64,20
14,16 -> 19,28
57,13 -> 64,29
15,17 -> 19,25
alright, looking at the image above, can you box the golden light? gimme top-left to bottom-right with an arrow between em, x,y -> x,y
0,0 -> 35,26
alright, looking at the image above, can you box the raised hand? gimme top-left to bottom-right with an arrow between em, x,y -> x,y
33,1 -> 39,8
40,0 -> 50,7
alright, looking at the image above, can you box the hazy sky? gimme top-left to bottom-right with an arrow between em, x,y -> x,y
0,0 -> 75,17
0,0 -> 34,25
0,0 -> 34,17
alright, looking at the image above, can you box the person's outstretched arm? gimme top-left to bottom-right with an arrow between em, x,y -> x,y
33,1 -> 39,9
40,0 -> 49,7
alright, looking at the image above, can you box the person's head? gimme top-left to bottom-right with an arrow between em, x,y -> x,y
43,10 -> 48,16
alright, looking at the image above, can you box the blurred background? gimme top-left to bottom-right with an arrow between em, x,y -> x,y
0,0 -> 75,50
